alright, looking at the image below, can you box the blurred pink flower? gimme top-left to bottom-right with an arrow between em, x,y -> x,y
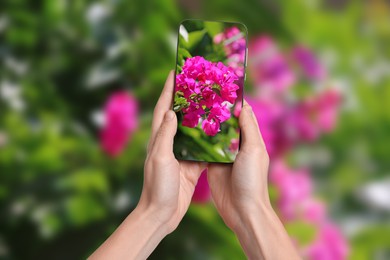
246,97 -> 291,157
270,161 -> 348,259
305,223 -> 349,260
288,89 -> 341,141
316,90 -> 342,132
100,91 -> 138,157
214,26 -> 246,78
250,36 -> 295,91
292,45 -> 326,81
192,168 -> 211,203
229,138 -> 239,152
233,100 -> 242,117
270,160 -> 312,220
301,199 -> 326,224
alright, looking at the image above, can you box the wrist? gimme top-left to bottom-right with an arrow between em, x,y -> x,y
232,202 -> 298,260
232,199 -> 273,232
234,201 -> 273,234
132,204 -> 172,237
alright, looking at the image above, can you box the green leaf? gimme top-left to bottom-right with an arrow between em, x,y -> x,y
177,125 -> 231,162
178,47 -> 192,59
187,30 -> 207,51
173,92 -> 189,112
204,21 -> 223,37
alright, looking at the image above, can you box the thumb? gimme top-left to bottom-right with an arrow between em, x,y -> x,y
239,101 -> 266,153
150,110 -> 177,156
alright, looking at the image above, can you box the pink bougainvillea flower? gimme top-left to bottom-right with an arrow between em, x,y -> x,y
249,36 -> 295,91
214,26 -> 246,78
288,89 -> 341,141
202,117 -> 220,136
175,56 -> 239,136
316,89 -> 342,132
301,198 -> 326,224
233,100 -> 242,117
208,103 -> 231,123
304,223 -> 349,260
192,168 -> 211,203
182,103 -> 204,128
292,45 -> 326,81
220,82 -> 239,104
270,160 -> 312,220
246,97 -> 291,157
229,138 -> 239,152
100,91 -> 138,157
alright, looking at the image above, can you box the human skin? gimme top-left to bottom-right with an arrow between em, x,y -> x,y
207,102 -> 300,259
89,71 -> 300,260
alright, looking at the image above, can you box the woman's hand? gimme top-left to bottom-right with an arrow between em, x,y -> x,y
207,101 -> 270,231
138,70 -> 207,233
207,102 -> 300,260
90,71 -> 206,260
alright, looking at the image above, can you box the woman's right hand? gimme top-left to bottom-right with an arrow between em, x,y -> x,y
207,101 -> 270,231
207,101 -> 301,260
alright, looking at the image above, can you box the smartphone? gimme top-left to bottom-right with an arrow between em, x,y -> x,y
173,19 -> 248,163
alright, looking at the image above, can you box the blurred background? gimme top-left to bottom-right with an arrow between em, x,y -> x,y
1,0 -> 390,259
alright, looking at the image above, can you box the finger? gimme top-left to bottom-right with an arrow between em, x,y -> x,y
180,161 -> 208,186
239,100 -> 266,152
207,163 -> 232,187
150,110 -> 177,157
148,70 -> 175,152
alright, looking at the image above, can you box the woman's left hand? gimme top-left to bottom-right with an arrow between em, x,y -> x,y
138,70 -> 207,233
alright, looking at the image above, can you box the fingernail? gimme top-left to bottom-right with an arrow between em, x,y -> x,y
165,110 -> 175,121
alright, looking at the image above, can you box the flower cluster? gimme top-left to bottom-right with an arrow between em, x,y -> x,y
247,88 -> 341,158
250,36 -> 296,91
292,45 -> 326,81
248,35 -> 347,259
100,91 -> 138,157
270,161 -> 349,260
246,36 -> 341,157
175,56 -> 239,136
214,26 -> 246,78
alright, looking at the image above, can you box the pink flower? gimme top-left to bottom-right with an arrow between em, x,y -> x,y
305,223 -> 349,260
192,168 -> 211,203
250,36 -> 295,91
209,103 -> 231,123
175,56 -> 240,136
182,103 -> 204,128
288,90 -> 341,141
214,26 -> 246,78
270,160 -> 312,220
233,100 -> 242,117
246,97 -> 290,157
301,199 -> 326,224
317,90 -> 341,132
100,91 -> 138,157
202,117 -> 220,136
220,82 -> 239,104
292,45 -> 326,81
229,138 -> 239,152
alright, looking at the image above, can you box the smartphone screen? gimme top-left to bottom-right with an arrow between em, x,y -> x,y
173,20 -> 247,163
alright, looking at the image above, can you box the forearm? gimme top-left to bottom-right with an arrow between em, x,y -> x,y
234,204 -> 301,260
89,206 -> 168,260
